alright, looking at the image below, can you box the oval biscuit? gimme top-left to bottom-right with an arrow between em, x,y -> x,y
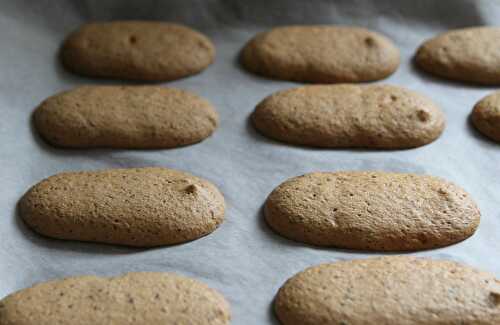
241,26 -> 400,83
252,84 -> 445,149
275,256 -> 500,325
34,86 -> 218,149
61,21 -> 215,81
19,167 -> 225,247
416,27 -> 500,84
264,171 -> 480,251
0,272 -> 231,325
471,91 -> 500,142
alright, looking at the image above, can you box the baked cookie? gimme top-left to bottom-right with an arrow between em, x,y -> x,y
34,86 -> 218,149
416,27 -> 500,84
471,91 -> 500,142
275,256 -> 500,325
264,171 -> 480,251
241,26 -> 400,83
61,21 -> 215,81
19,167 -> 225,247
252,84 -> 445,149
0,272 -> 231,325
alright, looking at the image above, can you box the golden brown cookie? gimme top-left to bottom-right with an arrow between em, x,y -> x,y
252,84 -> 445,149
275,256 -> 500,325
416,27 -> 500,84
61,21 -> 215,81
471,91 -> 500,142
241,26 -> 400,83
34,86 -> 218,149
0,272 -> 231,325
264,171 -> 480,251
19,167 -> 225,247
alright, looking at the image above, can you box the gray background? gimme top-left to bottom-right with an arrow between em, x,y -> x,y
0,0 -> 499,324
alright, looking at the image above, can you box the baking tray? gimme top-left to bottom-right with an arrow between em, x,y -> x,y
0,1 -> 498,324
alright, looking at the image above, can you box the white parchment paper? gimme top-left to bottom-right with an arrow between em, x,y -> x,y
0,1 -> 499,324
